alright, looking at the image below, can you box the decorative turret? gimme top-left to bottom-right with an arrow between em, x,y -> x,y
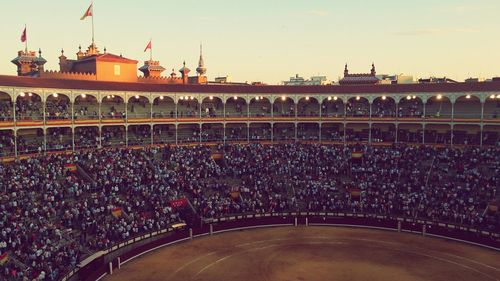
196,44 -> 207,76
344,63 -> 349,77
139,60 -> 166,78
11,48 -> 46,77
35,49 -> 47,72
371,63 -> 376,76
179,61 -> 190,84
76,45 -> 84,60
170,68 -> 177,78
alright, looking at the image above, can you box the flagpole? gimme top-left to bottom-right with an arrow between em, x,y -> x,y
91,2 -> 95,44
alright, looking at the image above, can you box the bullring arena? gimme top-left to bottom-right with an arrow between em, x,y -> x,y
104,226 -> 500,281
2,16 -> 500,281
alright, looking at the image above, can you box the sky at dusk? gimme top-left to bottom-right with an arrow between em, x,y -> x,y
0,0 -> 499,84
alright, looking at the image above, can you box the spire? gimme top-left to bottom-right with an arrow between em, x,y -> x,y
196,43 -> 207,76
371,62 -> 376,76
344,63 -> 349,77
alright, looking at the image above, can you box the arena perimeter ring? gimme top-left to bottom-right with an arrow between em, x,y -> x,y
103,226 -> 500,281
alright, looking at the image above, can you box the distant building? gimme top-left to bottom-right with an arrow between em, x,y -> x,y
418,77 -> 458,84
283,74 -> 331,86
377,74 -> 414,85
214,75 -> 232,84
339,64 -> 380,85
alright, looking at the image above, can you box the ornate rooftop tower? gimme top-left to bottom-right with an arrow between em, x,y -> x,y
196,44 -> 207,76
139,60 -> 166,78
11,48 -> 47,77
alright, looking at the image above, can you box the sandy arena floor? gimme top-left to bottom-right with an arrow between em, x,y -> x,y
104,226 -> 500,281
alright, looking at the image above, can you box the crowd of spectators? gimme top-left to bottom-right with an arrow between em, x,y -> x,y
0,143 -> 499,280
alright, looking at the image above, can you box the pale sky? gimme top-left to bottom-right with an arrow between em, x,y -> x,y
0,0 -> 499,84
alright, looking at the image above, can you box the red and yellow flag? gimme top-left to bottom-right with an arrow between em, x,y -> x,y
0,252 -> 9,266
64,163 -> 77,173
111,207 -> 122,218
80,3 -> 93,20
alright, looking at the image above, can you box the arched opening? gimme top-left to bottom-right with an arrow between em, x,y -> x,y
273,123 -> 295,141
75,126 -> 99,149
297,97 -> 319,117
453,124 -> 480,145
297,123 -> 319,140
178,124 -> 200,143
273,97 -> 295,117
371,123 -> 396,143
74,94 -> 99,120
102,126 -> 126,147
425,95 -> 452,119
16,128 -> 44,154
225,96 -> 247,118
0,130 -> 14,157
225,123 -> 248,142
153,124 -> 176,144
345,123 -> 369,143
321,97 -> 344,118
371,96 -> 396,118
46,127 -> 72,151
321,123 -> 344,142
454,95 -> 481,120
177,96 -> 199,118
201,123 -> 223,142
127,95 -> 151,119
249,123 -> 271,141
46,93 -> 71,120
201,96 -> 223,118
16,92 -> 42,121
0,92 -> 13,121
346,96 -> 369,117
397,124 -> 423,144
101,95 -> 125,119
424,124 -> 451,144
249,97 -> 271,117
128,125 -> 151,146
483,95 -> 500,120
482,125 -> 500,146
153,96 -> 176,119
398,95 -> 423,118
